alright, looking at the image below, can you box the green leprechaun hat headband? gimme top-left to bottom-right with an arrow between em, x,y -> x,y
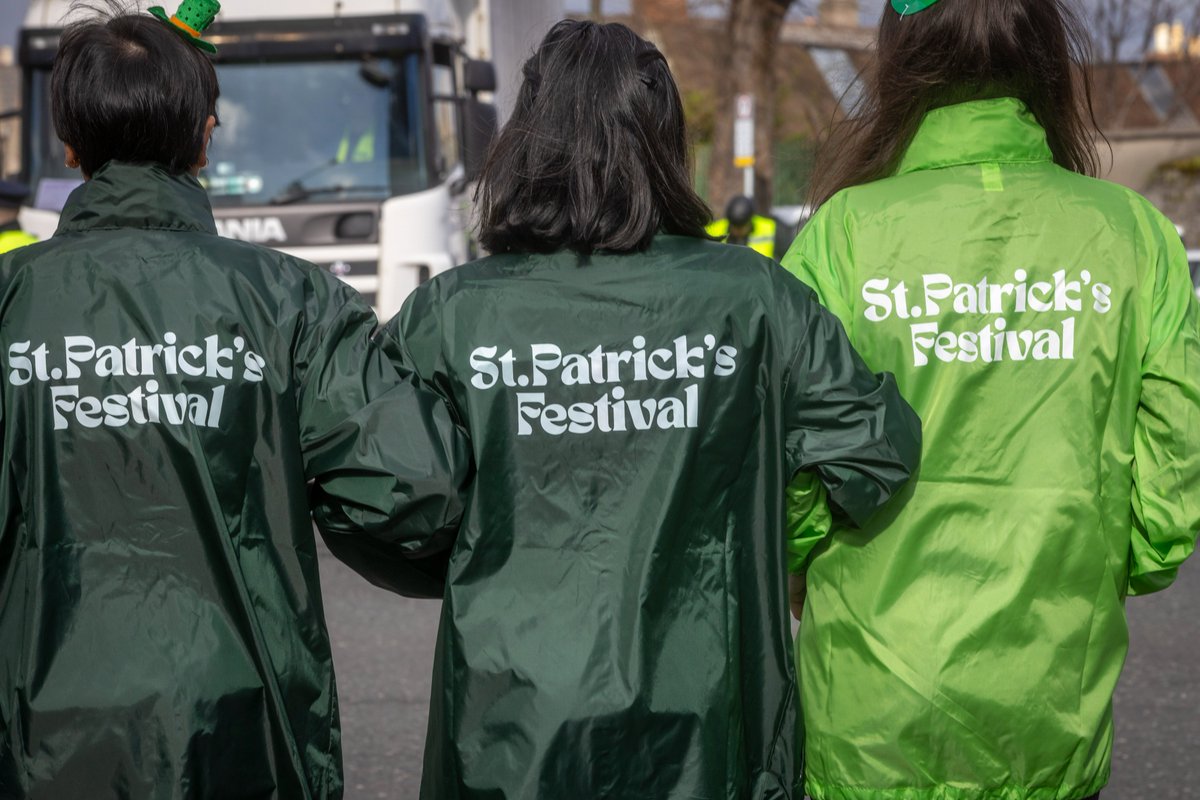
891,0 -> 942,15
148,0 -> 221,54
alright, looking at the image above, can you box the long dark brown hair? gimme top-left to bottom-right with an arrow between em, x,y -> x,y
476,20 -> 711,255
809,0 -> 1101,207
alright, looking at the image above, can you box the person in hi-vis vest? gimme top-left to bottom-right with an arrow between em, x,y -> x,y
336,127 -> 375,163
334,93 -> 382,165
0,181 -> 37,255
706,194 -> 778,259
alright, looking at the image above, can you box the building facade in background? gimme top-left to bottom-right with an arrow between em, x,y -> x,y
1097,24 -> 1200,242
591,1 -> 1200,241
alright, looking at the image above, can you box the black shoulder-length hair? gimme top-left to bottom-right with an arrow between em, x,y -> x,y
809,0 -> 1101,208
51,1 -> 220,177
477,20 -> 711,255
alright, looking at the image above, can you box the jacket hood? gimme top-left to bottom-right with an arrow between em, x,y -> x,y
896,97 -> 1055,175
56,161 -> 218,236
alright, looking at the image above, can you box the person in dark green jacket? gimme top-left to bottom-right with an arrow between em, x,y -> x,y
782,1 -> 1200,799
0,5 -> 470,799
382,21 -> 921,799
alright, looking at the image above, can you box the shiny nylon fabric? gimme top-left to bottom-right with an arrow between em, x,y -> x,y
383,237 -> 921,799
0,163 -> 470,799
783,98 -> 1200,800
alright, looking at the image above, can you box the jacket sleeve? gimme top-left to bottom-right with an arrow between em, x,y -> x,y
379,283 -> 465,426
1128,219 -> 1200,596
785,471 -> 832,574
781,281 -> 922,528
299,274 -> 471,596
779,208 -> 920,536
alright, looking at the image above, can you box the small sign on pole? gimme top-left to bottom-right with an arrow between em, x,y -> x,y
733,93 -> 755,169
733,93 -> 755,199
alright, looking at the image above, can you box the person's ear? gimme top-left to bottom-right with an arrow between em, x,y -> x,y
63,144 -> 91,180
191,115 -> 217,174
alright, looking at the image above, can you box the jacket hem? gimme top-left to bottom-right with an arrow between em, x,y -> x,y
805,772 -> 1109,800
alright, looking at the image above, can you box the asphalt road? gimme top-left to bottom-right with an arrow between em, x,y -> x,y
318,545 -> 1199,800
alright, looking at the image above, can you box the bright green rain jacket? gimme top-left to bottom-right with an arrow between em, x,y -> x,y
383,237 -> 922,799
783,98 -> 1200,800
0,162 -> 471,799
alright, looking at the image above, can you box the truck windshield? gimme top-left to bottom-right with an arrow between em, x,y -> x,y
23,55 -> 427,209
204,56 -> 427,206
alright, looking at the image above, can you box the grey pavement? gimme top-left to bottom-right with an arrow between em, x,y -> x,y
318,545 -> 1199,800
1109,558 -> 1199,799
319,544 -> 438,799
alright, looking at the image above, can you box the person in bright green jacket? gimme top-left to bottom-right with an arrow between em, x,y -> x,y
781,1 -> 1200,800
384,20 -> 922,799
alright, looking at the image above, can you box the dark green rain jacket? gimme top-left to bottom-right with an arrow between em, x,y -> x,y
783,98 -> 1200,800
0,162 -> 470,800
382,236 -> 922,799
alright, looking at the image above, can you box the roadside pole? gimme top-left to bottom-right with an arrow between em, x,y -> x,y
734,93 -> 755,201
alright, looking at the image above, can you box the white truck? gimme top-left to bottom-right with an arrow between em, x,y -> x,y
17,0 -> 563,317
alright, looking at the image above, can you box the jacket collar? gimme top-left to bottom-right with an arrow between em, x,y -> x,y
56,161 -> 218,235
895,97 -> 1054,176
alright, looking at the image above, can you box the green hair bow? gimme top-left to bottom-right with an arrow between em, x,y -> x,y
890,0 -> 942,15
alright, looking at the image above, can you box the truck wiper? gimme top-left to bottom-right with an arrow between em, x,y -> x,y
269,183 -> 386,205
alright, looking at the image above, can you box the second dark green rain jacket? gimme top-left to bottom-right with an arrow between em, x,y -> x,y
384,236 -> 922,799
0,162 -> 471,800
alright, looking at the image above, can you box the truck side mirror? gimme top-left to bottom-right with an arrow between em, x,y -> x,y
462,97 -> 498,185
359,59 -> 391,89
463,59 -> 497,94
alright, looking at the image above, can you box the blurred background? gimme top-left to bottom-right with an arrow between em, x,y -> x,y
569,0 -> 1200,241
6,1 -> 1200,221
